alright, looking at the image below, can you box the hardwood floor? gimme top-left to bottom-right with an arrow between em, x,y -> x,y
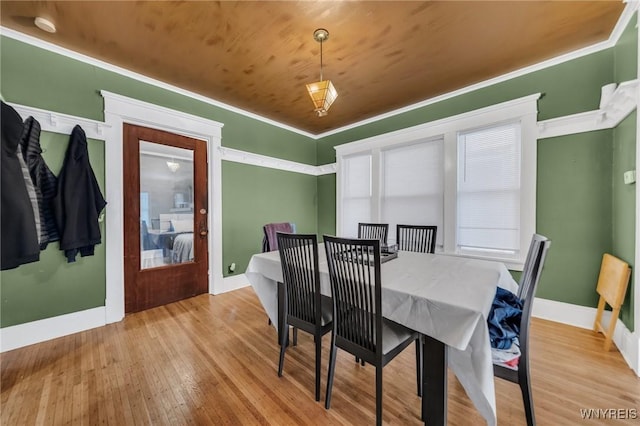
2,287 -> 639,425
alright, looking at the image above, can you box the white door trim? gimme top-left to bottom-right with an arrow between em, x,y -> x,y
101,91 -> 224,323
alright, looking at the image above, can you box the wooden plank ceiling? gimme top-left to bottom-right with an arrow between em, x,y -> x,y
0,1 -> 626,134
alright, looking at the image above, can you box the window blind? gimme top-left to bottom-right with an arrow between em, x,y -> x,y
381,139 -> 444,245
341,153 -> 372,238
457,122 -> 521,255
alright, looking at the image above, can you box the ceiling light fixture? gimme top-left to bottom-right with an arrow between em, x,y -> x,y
306,28 -> 338,117
34,17 -> 56,33
166,160 -> 180,173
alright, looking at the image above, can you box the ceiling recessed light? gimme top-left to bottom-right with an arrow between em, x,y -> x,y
34,17 -> 56,33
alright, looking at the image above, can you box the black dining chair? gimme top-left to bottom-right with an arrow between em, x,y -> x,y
276,232 -> 333,401
323,235 -> 421,425
493,233 -> 551,426
358,223 -> 389,245
396,224 -> 437,253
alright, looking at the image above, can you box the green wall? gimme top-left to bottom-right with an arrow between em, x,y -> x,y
0,133 -> 106,327
222,161 -> 318,275
0,36 -> 316,327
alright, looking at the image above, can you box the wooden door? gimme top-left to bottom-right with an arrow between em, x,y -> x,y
123,124 -> 208,313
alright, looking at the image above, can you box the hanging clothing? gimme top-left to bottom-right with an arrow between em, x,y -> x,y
1,101 -> 40,270
53,125 -> 107,262
20,116 -> 60,249
16,141 -> 42,242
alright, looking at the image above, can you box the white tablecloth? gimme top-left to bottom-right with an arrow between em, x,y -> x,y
245,246 -> 518,425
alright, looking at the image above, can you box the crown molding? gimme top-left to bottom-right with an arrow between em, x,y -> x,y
1,1 -> 636,140
537,79 -> 638,139
0,27 -> 316,140
315,1 -> 639,139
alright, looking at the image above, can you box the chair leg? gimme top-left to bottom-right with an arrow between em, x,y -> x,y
415,337 -> 422,397
293,327 -> 298,346
315,333 -> 322,402
325,335 -> 338,409
278,321 -> 288,377
519,373 -> 536,426
375,366 -> 383,426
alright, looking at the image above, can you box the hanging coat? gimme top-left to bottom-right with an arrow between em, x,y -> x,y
53,125 -> 107,262
1,101 -> 40,270
20,116 -> 60,249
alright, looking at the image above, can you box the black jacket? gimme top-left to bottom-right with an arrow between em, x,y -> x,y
1,101 -> 40,270
20,116 -> 60,249
53,125 -> 106,262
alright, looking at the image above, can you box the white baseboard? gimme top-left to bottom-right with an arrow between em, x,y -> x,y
0,306 -> 106,353
533,297 -> 639,375
214,273 -> 249,295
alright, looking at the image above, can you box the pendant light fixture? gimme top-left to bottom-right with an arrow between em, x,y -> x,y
306,28 -> 338,117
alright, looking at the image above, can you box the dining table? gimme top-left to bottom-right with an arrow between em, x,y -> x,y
245,245 -> 519,425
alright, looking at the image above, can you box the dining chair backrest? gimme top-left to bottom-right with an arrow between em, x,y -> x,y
277,232 -> 321,326
358,223 -> 389,245
517,234 -> 551,359
518,234 -> 551,302
396,225 -> 437,253
262,222 -> 293,252
324,235 -> 382,355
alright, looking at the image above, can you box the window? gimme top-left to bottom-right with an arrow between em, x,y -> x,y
340,153 -> 372,238
335,94 -> 539,269
381,138 -> 444,245
457,123 -> 521,258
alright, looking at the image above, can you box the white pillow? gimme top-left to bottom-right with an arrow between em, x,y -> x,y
171,219 -> 193,233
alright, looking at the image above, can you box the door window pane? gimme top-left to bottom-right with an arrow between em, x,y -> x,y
139,141 -> 195,269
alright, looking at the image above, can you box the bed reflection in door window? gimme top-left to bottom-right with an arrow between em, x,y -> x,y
139,141 -> 195,270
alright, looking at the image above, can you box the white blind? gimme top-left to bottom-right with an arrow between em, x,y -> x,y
381,139 -> 444,245
457,122 -> 521,255
341,153 -> 372,238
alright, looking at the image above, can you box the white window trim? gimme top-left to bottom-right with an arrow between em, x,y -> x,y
335,93 -> 540,270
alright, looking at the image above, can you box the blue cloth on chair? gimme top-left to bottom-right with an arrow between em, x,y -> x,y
488,287 -> 523,350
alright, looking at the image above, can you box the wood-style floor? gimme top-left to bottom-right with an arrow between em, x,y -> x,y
2,287 -> 639,425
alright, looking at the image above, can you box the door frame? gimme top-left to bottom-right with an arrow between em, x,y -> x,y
102,91 -> 223,324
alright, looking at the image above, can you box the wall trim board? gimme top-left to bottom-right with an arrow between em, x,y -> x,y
218,273 -> 250,295
537,80 -> 639,139
8,102 -> 110,140
533,297 -> 639,375
220,147 -> 336,176
101,91 -> 224,324
8,99 -> 338,178
0,307 -> 105,353
1,1 -> 637,140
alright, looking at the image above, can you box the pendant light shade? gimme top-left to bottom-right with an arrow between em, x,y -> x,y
306,80 -> 338,117
307,28 -> 338,117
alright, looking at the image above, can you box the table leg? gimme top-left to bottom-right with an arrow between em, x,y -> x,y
277,281 -> 285,344
422,335 -> 447,425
